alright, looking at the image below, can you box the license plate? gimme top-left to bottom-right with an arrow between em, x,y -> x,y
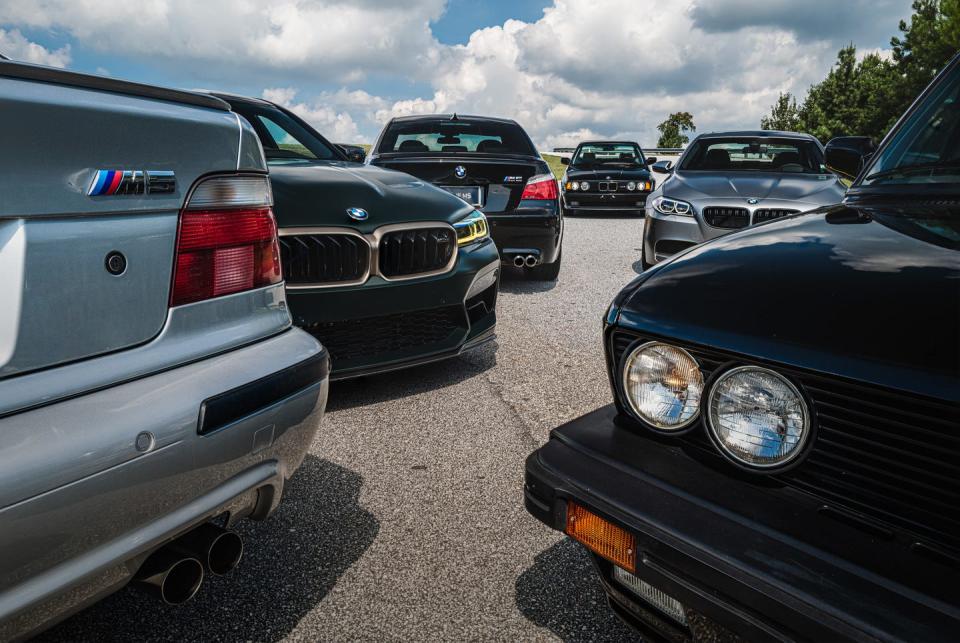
441,185 -> 483,206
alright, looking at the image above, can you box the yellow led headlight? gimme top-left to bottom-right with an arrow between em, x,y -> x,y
453,209 -> 489,247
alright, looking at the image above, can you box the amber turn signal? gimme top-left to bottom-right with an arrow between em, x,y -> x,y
565,501 -> 636,573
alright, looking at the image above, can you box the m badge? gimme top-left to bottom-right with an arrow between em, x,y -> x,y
88,170 -> 176,196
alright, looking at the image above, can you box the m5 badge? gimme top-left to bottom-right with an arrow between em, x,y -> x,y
88,170 -> 176,196
503,176 -> 524,183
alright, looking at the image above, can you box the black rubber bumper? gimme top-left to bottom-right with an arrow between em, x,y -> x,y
525,405 -> 959,642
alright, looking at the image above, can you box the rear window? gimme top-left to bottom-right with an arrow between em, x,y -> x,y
680,137 -> 826,174
377,118 -> 537,156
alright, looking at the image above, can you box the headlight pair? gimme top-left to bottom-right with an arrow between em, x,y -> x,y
652,196 -> 693,216
453,210 -> 489,247
622,342 -> 810,469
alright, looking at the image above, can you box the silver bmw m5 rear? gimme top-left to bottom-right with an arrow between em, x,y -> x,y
0,60 -> 329,639
642,130 -> 847,268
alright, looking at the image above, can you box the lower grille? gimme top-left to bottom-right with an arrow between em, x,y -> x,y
702,207 -> 749,228
610,330 -> 960,551
302,306 -> 465,364
753,208 -> 799,223
379,227 -> 456,278
279,233 -> 368,285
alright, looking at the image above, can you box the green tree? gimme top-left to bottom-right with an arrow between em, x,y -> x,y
657,112 -> 696,148
760,93 -> 802,131
891,0 -> 960,112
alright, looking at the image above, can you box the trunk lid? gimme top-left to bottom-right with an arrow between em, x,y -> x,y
0,71 -> 244,380
374,156 -> 542,212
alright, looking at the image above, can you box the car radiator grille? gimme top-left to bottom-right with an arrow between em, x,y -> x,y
753,208 -> 799,223
610,330 -> 960,552
301,306 -> 465,363
279,233 -> 369,285
379,227 -> 456,278
702,207 -> 749,228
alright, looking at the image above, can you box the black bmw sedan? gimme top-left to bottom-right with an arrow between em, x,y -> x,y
524,56 -> 959,640
560,141 -> 655,215
369,114 -> 563,280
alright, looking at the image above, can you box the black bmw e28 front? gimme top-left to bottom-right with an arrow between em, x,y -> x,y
369,114 -> 563,280
524,56 -> 959,640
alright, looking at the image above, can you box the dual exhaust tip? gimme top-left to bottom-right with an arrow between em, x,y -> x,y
513,254 -> 539,268
134,522 -> 243,605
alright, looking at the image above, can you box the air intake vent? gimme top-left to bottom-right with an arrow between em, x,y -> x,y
379,227 -> 456,278
754,208 -> 799,223
703,207 -> 749,229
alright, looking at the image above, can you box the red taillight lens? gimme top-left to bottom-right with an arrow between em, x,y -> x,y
170,175 -> 282,307
520,173 -> 559,200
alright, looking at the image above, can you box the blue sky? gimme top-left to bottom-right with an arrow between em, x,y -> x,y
0,0 -> 913,147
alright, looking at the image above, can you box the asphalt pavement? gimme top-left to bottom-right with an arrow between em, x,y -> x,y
41,213 -> 648,642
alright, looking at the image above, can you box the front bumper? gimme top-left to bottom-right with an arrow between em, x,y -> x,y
486,201 -> 562,266
0,329 -> 329,640
563,192 -> 649,212
287,238 -> 499,379
525,405 -> 958,642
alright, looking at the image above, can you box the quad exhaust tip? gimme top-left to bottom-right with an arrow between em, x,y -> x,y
513,255 -> 525,267
524,255 -> 538,268
134,548 -> 204,605
175,522 -> 244,576
513,254 -> 539,268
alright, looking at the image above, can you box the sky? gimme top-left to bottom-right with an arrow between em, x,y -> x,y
0,0 -> 914,149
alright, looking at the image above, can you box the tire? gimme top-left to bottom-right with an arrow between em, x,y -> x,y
531,250 -> 561,281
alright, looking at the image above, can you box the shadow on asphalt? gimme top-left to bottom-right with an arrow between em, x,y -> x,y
631,258 -> 646,276
498,268 -> 559,294
563,211 -> 643,220
326,341 -> 498,412
515,539 -> 642,643
39,456 -> 378,643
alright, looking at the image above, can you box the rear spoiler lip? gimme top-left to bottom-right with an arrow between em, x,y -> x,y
0,59 -> 230,112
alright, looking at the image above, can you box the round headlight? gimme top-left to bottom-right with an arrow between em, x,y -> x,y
626,181 -> 636,191
707,366 -> 810,469
622,342 -> 703,431
570,181 -> 578,191
580,181 -> 590,191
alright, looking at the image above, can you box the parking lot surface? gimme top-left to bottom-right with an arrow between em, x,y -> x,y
41,214 -> 647,642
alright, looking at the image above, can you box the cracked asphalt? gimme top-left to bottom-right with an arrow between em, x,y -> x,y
41,214 -> 648,642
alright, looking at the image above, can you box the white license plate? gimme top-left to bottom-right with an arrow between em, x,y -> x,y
441,185 -> 483,206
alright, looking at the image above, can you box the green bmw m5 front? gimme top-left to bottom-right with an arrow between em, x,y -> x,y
216,93 -> 500,379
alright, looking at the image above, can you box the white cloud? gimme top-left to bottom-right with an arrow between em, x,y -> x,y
0,28 -> 69,67
263,87 -> 366,143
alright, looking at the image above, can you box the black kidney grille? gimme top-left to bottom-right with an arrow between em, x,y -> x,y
610,330 -> 960,551
379,227 -> 455,278
301,306 -> 465,363
279,234 -> 369,285
703,207 -> 749,228
754,208 -> 799,223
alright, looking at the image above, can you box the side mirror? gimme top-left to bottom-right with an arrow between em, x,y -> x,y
346,149 -> 366,164
651,160 -> 673,174
825,136 -> 875,181
560,157 -> 570,165
645,156 -> 658,165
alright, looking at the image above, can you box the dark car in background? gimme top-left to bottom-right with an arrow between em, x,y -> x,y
524,56 -> 959,640
369,114 -> 563,280
212,94 -> 500,379
560,141 -> 655,215
643,130 -> 846,268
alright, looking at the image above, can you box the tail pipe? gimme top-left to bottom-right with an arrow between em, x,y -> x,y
513,255 -> 525,268
524,255 -> 538,268
133,548 -> 204,605
175,523 -> 244,576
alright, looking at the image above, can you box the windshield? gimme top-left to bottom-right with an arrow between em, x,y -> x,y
230,101 -> 339,161
571,143 -> 645,167
861,63 -> 960,186
680,137 -> 826,174
377,118 -> 537,156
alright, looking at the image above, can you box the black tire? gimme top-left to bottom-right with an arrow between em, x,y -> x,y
531,250 -> 561,281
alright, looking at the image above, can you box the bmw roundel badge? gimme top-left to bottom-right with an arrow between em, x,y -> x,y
454,165 -> 467,179
346,207 -> 369,221
747,198 -> 759,205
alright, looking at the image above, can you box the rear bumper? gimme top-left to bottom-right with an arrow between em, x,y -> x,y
0,329 -> 329,640
286,239 -> 499,378
486,201 -> 563,265
525,405 -> 959,642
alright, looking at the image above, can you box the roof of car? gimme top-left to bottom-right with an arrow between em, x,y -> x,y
206,91 -> 274,107
576,141 -> 640,147
388,113 -> 520,125
696,130 -> 816,140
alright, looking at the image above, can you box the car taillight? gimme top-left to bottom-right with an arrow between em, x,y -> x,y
520,173 -> 559,200
170,175 -> 282,307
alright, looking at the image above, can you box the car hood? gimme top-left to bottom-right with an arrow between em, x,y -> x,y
618,203 -> 960,402
268,160 -> 473,230
565,166 -> 652,181
665,171 -> 845,205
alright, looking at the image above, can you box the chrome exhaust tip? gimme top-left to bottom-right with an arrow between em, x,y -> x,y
134,548 -> 204,605
524,255 -> 538,268
175,523 -> 244,576
513,255 -> 526,268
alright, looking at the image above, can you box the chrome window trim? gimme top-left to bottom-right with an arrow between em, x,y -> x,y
278,222 -> 458,289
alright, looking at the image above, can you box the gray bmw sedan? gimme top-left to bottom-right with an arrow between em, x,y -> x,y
642,130 -> 846,268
